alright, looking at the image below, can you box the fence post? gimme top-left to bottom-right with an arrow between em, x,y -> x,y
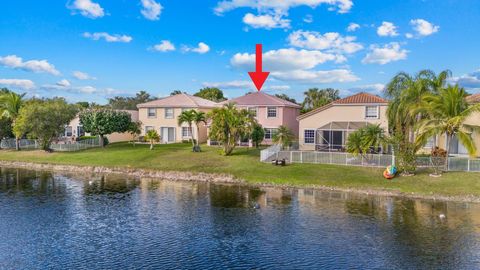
345,153 -> 348,165
315,152 -> 318,164
290,151 -> 293,163
468,159 -> 471,172
300,152 -> 303,163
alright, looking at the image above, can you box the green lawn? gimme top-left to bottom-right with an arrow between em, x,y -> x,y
1,142 -> 479,198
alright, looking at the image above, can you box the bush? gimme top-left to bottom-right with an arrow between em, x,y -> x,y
78,136 -> 97,141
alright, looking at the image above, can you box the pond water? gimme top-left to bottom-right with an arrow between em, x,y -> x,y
0,167 -> 479,269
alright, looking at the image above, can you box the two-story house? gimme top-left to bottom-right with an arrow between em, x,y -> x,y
216,92 -> 301,145
137,93 -> 218,143
297,92 -> 388,151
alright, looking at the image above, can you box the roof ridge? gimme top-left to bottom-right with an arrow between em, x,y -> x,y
181,92 -> 199,106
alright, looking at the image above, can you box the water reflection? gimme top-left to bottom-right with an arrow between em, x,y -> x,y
0,167 -> 479,269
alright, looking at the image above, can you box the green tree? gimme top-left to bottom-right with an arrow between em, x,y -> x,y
194,87 -> 227,102
79,109 -> 133,147
127,121 -> 142,146
0,91 -> 26,150
275,94 -> 298,104
13,98 -> 77,151
302,88 -> 340,113
208,103 -> 256,155
251,123 -> 265,148
272,125 -> 294,149
170,90 -> 184,96
108,91 -> 153,110
385,69 -> 451,172
192,110 -> 207,151
178,110 -> 196,148
346,124 -> 386,158
144,129 -> 160,150
416,85 -> 480,170
0,117 -> 13,139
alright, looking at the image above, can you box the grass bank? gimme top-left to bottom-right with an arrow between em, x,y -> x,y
1,142 -> 479,198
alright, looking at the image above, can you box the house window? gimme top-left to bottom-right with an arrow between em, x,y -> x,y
148,108 -> 156,118
182,127 -> 192,138
248,107 -> 257,117
304,130 -> 315,144
264,128 -> 277,140
165,108 -> 174,119
77,126 -> 85,137
365,106 -> 379,119
65,126 -> 73,137
145,126 -> 154,133
267,107 -> 277,118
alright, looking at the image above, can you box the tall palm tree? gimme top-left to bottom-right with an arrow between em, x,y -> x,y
144,129 -> 160,150
0,91 -> 25,150
416,85 -> 480,170
208,103 -> 256,155
178,109 -> 196,148
192,110 -> 207,151
302,88 -> 339,112
272,125 -> 294,149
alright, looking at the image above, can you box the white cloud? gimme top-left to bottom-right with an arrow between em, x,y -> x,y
242,13 -> 290,29
269,85 -> 291,91
68,0 -> 105,18
405,33 -> 414,39
72,71 -> 96,80
0,55 -> 60,75
303,14 -> 313,23
231,48 -> 343,71
450,70 -> 480,90
362,42 -> 408,65
140,0 -> 163,20
152,40 -> 175,52
271,69 -> 359,83
78,86 -> 97,94
288,30 -> 363,54
83,32 -> 132,43
0,79 -> 36,90
203,80 -> 254,89
183,42 -> 210,54
214,0 -> 353,15
56,79 -> 71,87
347,22 -> 360,32
348,83 -> 385,95
42,83 -> 97,94
377,21 -> 398,37
410,19 -> 439,37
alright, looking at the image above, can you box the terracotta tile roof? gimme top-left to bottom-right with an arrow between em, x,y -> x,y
137,93 -> 218,108
221,91 -> 301,108
467,93 -> 480,104
297,92 -> 387,121
333,92 -> 387,104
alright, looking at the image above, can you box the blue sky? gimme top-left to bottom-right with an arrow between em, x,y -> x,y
1,0 -> 480,103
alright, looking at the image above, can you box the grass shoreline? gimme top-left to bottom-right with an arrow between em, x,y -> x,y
1,142 -> 479,202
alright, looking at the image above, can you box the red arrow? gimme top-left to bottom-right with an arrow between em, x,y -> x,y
248,44 -> 270,91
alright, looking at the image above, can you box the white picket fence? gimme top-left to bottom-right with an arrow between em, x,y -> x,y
260,145 -> 480,172
0,137 -> 101,152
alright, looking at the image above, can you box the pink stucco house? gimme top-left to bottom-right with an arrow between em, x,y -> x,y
210,92 -> 301,145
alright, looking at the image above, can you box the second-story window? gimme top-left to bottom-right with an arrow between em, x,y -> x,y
148,108 -> 156,118
267,107 -> 277,118
165,108 -> 174,119
365,106 -> 379,119
248,107 -> 257,117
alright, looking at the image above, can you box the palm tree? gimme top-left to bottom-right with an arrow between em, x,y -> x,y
0,91 -> 25,150
416,85 -> 480,170
385,69 -> 451,172
178,110 -> 196,148
192,110 -> 207,152
272,125 -> 294,149
208,103 -> 256,155
144,129 -> 160,150
346,124 -> 386,159
302,88 -> 339,112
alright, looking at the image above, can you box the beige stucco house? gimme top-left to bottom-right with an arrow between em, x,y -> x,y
298,92 -> 389,151
137,93 -> 218,144
63,110 -> 139,143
